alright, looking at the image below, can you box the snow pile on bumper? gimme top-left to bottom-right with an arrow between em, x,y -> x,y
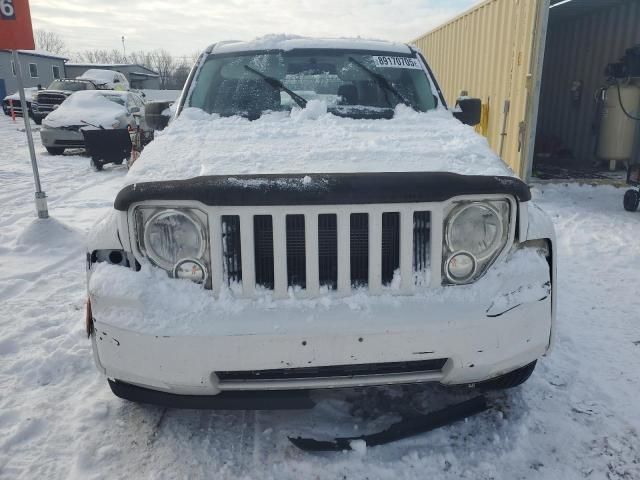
88,247 -> 550,337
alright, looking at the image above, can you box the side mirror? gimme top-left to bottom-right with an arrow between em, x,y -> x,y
145,101 -> 172,131
453,97 -> 482,126
129,106 -> 140,114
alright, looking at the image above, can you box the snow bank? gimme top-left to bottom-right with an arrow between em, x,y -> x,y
42,90 -> 126,129
126,105 -> 513,185
3,109 -> 640,480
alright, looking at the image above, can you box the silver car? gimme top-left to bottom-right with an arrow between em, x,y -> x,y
40,90 -> 148,155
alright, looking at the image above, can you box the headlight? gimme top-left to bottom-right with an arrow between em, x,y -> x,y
446,202 -> 504,261
443,200 -> 510,284
137,208 -> 208,273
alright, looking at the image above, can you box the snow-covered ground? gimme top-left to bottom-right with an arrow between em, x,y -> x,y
0,112 -> 639,479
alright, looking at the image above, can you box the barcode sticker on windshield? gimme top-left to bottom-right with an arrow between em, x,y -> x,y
372,56 -> 422,69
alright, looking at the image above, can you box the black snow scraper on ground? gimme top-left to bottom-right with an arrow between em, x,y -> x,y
82,123 -> 131,171
289,395 -> 489,452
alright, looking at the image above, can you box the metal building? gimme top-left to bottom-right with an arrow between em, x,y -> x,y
413,0 -> 640,180
64,63 -> 161,89
0,50 -> 67,100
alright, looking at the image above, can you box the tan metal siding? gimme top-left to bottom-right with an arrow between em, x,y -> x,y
413,0 -> 549,178
537,0 -> 640,166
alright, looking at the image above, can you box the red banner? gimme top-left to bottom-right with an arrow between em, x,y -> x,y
0,0 -> 35,50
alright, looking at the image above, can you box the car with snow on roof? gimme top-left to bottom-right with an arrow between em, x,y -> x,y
40,90 -> 148,160
86,36 -> 556,409
77,68 -> 130,91
30,78 -> 98,125
2,87 -> 38,119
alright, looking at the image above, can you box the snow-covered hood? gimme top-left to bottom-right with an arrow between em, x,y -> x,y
125,104 -> 513,186
42,91 -> 127,129
3,88 -> 38,103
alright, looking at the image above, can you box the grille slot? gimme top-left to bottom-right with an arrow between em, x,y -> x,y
37,93 -> 66,105
381,212 -> 400,285
217,358 -> 449,382
254,215 -> 274,289
221,215 -> 242,285
350,213 -> 369,287
413,211 -> 431,282
286,215 -> 306,289
54,140 -> 85,147
318,214 -> 337,290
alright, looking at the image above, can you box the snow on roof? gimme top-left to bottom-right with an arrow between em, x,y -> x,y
77,69 -> 118,81
3,87 -> 38,102
209,34 -> 413,55
42,90 -> 128,129
128,71 -> 160,78
66,63 -> 159,75
1,49 -> 68,60
125,105 -> 513,186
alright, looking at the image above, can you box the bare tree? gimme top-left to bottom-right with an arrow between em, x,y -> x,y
71,47 -> 195,89
34,30 -> 67,55
170,61 -> 191,89
74,49 -> 126,64
149,49 -> 176,89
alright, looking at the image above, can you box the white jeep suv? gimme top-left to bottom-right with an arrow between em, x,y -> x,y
85,36 -> 556,409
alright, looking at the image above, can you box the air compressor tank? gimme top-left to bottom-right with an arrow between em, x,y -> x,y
597,82 -> 640,162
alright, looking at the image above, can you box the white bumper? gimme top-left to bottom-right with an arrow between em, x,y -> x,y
89,247 -> 553,396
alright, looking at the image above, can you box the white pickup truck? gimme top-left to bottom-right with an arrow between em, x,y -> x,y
85,36 -> 556,409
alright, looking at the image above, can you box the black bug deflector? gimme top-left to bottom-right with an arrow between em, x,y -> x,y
114,172 -> 530,210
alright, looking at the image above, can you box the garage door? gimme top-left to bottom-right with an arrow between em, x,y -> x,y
412,0 -> 549,180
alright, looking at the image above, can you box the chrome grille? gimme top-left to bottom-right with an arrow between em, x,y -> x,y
37,93 -> 66,105
212,208 -> 433,297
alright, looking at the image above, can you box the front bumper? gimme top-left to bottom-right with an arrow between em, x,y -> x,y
89,248 -> 553,396
39,127 -> 84,149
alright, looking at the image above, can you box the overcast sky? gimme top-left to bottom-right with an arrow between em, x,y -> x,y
30,0 -> 477,57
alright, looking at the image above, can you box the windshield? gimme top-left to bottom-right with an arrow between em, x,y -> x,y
188,49 -> 437,119
100,94 -> 126,106
48,80 -> 90,91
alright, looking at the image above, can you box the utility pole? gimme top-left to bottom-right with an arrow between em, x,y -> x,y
2,0 -> 49,218
12,50 -> 48,218
122,35 -> 126,60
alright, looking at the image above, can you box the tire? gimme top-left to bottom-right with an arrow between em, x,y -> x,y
45,147 -> 65,155
477,361 -> 537,391
90,158 -> 103,171
623,189 -> 639,212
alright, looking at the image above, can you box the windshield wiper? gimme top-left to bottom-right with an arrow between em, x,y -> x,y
244,65 -> 307,109
347,56 -> 411,108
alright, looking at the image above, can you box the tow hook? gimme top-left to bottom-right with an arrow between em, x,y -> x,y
289,395 -> 488,452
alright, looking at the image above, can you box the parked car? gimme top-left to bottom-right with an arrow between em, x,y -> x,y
86,37 -> 556,409
2,87 -> 39,118
31,79 -> 98,125
40,90 -> 147,155
76,69 -> 130,91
